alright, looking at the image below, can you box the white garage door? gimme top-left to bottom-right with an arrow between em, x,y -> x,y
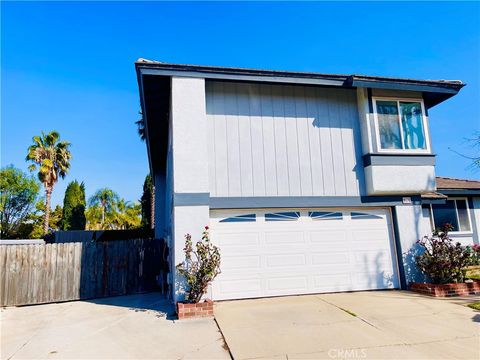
210,208 -> 399,300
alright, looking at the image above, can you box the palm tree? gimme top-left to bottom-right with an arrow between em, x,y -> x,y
135,110 -> 146,141
112,199 -> 141,230
26,131 -> 72,235
89,188 -> 119,227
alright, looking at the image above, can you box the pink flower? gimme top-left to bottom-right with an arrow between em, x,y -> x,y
205,226 -> 209,230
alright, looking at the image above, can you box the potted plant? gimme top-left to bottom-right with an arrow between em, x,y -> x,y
411,224 -> 480,297
176,226 -> 221,319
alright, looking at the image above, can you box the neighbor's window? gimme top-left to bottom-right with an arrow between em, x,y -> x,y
375,99 -> 427,151
428,199 -> 472,233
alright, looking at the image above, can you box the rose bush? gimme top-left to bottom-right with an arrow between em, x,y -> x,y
176,226 -> 221,303
415,224 -> 478,284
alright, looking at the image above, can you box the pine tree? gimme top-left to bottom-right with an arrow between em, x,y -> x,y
140,174 -> 154,230
61,180 -> 86,230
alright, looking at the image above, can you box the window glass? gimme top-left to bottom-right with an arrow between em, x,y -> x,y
455,199 -> 471,232
400,102 -> 426,149
376,101 -> 402,149
265,212 -> 300,221
308,211 -> 343,220
351,212 -> 382,220
432,200 -> 459,231
219,214 -> 256,223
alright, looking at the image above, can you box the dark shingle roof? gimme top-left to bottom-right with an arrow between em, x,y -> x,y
135,58 -> 464,89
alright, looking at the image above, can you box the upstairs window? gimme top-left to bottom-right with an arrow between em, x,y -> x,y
374,99 -> 428,151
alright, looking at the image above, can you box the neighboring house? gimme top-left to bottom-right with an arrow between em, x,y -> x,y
421,177 -> 480,246
135,59 -> 478,302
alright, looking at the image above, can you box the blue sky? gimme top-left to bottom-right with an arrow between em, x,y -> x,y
2,1 -> 479,206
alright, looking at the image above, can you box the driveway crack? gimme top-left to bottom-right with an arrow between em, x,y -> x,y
316,296 -> 379,329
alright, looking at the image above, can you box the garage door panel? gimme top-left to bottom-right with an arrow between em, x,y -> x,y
215,232 -> 260,247
352,229 -> 389,240
313,274 -> 352,289
264,231 -> 305,245
352,256 -> 394,273
311,264 -> 352,275
215,278 -> 262,296
210,208 -> 399,300
266,276 -> 308,292
309,231 -> 347,243
351,272 -> 396,289
221,255 -> 262,270
266,254 -> 307,267
311,252 -> 350,265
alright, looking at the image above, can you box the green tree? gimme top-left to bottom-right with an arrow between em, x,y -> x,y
26,131 -> 72,234
136,113 -> 155,230
89,188 -> 119,227
0,166 -> 40,238
140,174 -> 154,230
85,205 -> 102,230
112,199 -> 141,230
61,180 -> 86,230
15,200 -> 63,239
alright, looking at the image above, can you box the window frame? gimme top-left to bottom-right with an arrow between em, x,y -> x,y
428,197 -> 473,235
372,97 -> 431,154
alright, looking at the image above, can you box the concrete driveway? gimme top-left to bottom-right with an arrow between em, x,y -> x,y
215,290 -> 480,360
1,293 -> 230,360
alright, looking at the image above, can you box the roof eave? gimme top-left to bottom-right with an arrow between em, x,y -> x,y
135,60 -> 465,109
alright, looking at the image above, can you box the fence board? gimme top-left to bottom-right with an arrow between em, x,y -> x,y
73,242 -> 82,300
7,246 -> 18,306
0,239 -> 163,306
0,246 -> 6,305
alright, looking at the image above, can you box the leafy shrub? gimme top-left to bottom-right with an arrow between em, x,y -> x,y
469,244 -> 480,266
176,226 -> 221,303
415,224 -> 473,284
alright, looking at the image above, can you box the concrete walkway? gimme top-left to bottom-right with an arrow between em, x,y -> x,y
215,290 -> 480,360
1,293 -> 230,360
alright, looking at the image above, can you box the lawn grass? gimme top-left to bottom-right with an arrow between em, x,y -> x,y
467,302 -> 480,311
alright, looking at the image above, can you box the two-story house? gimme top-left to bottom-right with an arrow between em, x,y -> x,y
135,59 -> 479,303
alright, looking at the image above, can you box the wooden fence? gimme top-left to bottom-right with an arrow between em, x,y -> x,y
0,239 -> 166,307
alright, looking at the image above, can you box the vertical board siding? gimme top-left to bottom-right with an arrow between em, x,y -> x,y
0,239 -> 164,307
224,82 -> 242,195
271,85 -> 289,195
206,81 -> 364,197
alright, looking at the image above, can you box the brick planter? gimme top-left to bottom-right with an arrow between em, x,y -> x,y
410,281 -> 480,297
177,300 -> 214,320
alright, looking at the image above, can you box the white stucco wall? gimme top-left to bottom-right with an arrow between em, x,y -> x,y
172,205 -> 209,302
365,165 -> 436,195
170,77 -> 210,303
356,88 -> 373,155
171,77 -> 209,194
394,204 -> 428,285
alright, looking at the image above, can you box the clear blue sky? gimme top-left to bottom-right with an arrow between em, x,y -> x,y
2,1 -> 479,206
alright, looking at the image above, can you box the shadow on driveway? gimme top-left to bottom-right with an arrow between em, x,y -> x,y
85,292 -> 176,320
